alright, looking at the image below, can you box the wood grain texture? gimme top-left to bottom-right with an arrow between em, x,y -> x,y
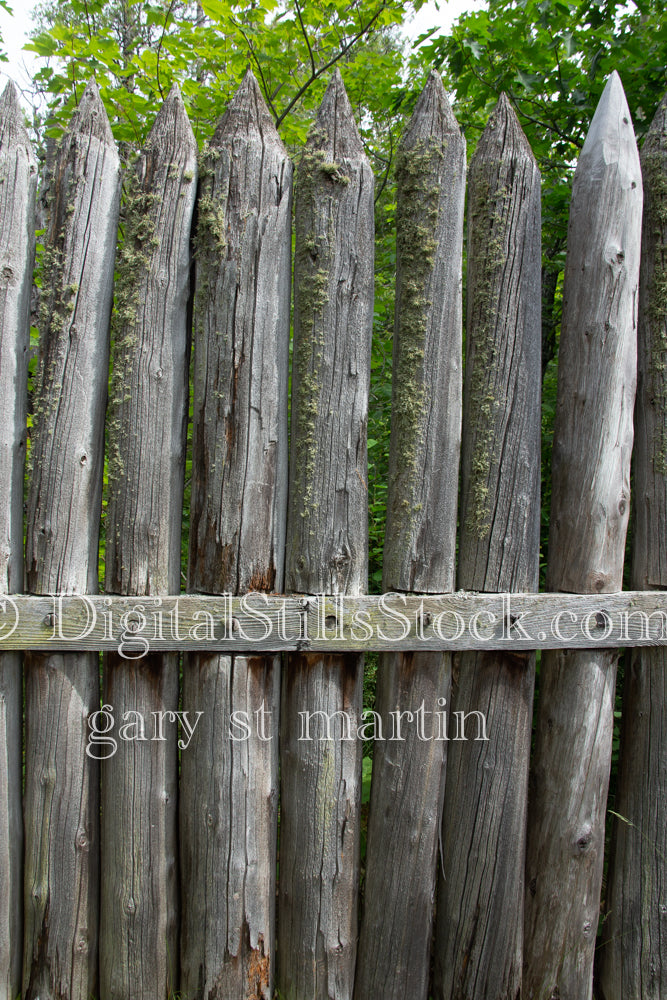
105,83 -> 195,597
278,70 -> 373,1000
355,72 -> 464,1000
524,72 -> 642,1000
26,79 -> 120,597
545,73 -> 640,597
0,80 -> 33,595
22,79 -> 120,1000
599,91 -> 667,1000
180,70 -> 291,1000
0,591 -> 666,652
180,653 -> 279,1000
381,70 -> 464,597
187,69 -> 291,598
433,92 -> 541,1000
0,80 -> 34,1000
100,85 -> 196,1000
284,70 -> 373,599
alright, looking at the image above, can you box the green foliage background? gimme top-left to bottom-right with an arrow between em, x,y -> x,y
13,0 -> 667,596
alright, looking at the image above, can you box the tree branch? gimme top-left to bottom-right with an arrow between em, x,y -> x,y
232,22 -> 279,120
374,127 -> 393,204
294,0 -> 316,78
274,2 -> 390,129
156,0 -> 177,100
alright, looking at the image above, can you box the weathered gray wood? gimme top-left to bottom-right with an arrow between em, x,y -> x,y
524,72 -> 642,1000
1,591 -> 667,652
381,71 -> 464,596
599,92 -> 667,1000
355,71 -> 464,1000
0,651 -> 21,1000
277,70 -> 373,1000
22,78 -> 120,1000
180,70 -> 291,1000
100,84 -> 196,1000
433,92 -> 541,1000
0,79 -> 35,1000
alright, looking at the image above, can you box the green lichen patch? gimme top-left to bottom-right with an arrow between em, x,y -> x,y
464,165 -> 508,539
293,242 -> 329,515
643,149 -> 667,475
107,162 -> 160,487
31,161 -> 85,453
193,145 -> 228,323
388,138 -> 443,531
197,193 -> 226,254
291,126 -> 355,518
298,128 -> 351,201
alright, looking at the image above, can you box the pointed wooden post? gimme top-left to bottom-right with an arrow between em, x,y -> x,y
23,79 -> 120,1000
524,72 -> 642,999
431,93 -> 541,1000
99,84 -> 197,1000
180,70 -> 292,1000
599,92 -> 667,1000
277,70 -> 373,1000
0,80 -> 36,1000
354,71 -> 465,1000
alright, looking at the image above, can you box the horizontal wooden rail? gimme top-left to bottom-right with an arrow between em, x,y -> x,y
0,591 -> 664,654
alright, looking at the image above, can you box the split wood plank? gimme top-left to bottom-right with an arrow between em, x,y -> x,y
0,591 -> 664,652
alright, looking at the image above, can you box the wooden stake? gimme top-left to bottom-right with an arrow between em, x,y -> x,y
0,80 -> 36,1000
524,72 -> 642,1000
180,69 -> 292,1000
277,70 -> 373,1000
599,90 -> 667,1000
355,71 -> 465,1000
433,92 -> 541,1000
100,84 -> 197,1000
23,79 -> 120,1000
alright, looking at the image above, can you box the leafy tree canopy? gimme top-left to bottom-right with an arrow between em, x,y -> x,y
26,0 -> 419,151
0,1 -> 12,62
416,0 -> 667,365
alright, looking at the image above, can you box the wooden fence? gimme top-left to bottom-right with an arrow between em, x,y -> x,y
0,61 -> 664,1000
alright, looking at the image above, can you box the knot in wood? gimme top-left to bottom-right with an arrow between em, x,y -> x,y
575,827 -> 593,853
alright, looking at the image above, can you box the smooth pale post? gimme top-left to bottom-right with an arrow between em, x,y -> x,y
524,72 -> 642,1000
599,91 -> 667,1000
